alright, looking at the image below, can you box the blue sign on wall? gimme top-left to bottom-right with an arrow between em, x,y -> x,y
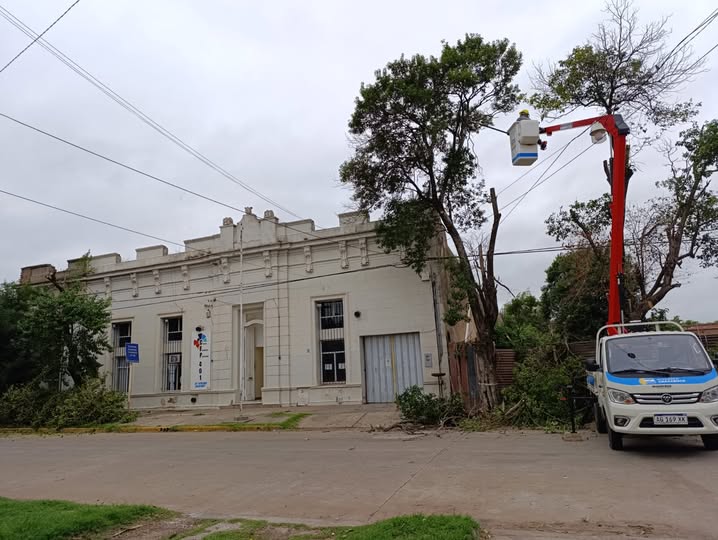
125,343 -> 140,363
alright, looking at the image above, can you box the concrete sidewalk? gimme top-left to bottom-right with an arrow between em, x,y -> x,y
130,403 -> 400,430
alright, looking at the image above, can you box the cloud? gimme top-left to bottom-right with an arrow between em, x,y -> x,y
0,0 -> 716,320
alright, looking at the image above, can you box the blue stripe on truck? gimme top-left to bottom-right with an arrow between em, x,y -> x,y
605,369 -> 718,386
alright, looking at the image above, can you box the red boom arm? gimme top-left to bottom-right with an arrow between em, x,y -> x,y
541,114 -> 631,329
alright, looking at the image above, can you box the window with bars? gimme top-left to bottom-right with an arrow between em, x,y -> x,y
111,322 -> 131,393
162,317 -> 183,391
317,300 -> 345,384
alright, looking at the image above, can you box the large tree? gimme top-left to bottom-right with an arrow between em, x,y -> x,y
546,121 -> 718,321
339,34 -> 522,410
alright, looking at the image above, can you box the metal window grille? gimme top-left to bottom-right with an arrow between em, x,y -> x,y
111,322 -> 131,393
162,317 -> 182,391
317,300 -> 345,384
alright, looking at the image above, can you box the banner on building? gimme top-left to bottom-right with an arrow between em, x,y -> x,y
191,327 -> 211,390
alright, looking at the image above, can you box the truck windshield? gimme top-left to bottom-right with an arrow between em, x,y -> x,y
606,334 -> 712,376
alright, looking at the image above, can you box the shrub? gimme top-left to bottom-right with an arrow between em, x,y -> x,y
0,377 -> 136,428
0,381 -> 54,427
501,353 -> 586,428
49,379 -> 136,428
395,385 -> 465,425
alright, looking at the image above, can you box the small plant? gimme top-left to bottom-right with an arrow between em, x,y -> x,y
395,386 -> 465,426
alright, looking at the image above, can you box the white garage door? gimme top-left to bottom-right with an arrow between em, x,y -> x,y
363,333 -> 423,403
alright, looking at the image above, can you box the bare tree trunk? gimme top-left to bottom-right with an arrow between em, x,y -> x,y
437,188 -> 502,412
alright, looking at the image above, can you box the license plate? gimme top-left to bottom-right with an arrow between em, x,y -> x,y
653,414 -> 688,425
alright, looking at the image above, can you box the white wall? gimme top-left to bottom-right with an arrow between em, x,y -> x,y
89,210 -> 449,408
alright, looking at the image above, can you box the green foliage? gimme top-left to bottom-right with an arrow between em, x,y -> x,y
0,283 -> 40,394
395,386 -> 465,426
0,497 -> 165,540
339,33 -> 521,278
540,249 -> 609,340
502,352 -> 585,429
495,292 -> 549,355
0,377 -> 136,428
19,284 -> 112,388
375,199 -> 437,273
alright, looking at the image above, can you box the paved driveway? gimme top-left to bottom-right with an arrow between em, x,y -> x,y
1,430 -> 716,539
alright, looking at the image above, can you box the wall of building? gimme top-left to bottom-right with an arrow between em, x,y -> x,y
30,209 -> 451,408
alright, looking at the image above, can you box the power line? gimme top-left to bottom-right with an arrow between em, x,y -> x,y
686,42 -> 718,72
0,111 -> 392,260
0,4 -> 303,220
0,0 -> 81,75
0,186 -> 272,276
661,8 -> 718,70
495,137 -> 581,197
499,129 -> 592,224
0,187 -> 188,250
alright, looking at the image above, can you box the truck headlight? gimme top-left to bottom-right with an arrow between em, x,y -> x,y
700,386 -> 718,403
608,388 -> 635,405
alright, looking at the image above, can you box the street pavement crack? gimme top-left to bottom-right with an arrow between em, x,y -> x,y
367,441 -> 449,520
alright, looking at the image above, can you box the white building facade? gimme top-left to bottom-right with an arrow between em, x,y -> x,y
22,209 -> 453,408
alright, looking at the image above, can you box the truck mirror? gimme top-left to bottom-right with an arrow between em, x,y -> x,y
585,357 -> 600,372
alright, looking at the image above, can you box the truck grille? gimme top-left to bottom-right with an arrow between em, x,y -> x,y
639,417 -> 703,428
631,392 -> 700,405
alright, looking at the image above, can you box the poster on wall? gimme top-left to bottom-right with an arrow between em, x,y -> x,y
191,327 -> 211,390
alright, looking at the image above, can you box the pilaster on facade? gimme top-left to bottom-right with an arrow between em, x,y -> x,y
220,257 -> 230,284
104,277 -> 111,298
304,246 -> 313,273
153,270 -> 161,294
263,251 -> 272,278
339,241 -> 349,269
130,273 -> 138,297
181,265 -> 190,290
359,238 -> 369,266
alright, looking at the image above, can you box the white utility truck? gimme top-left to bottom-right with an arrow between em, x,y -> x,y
587,322 -> 718,450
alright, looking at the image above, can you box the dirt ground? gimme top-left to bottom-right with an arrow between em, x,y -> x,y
2,429 -> 716,539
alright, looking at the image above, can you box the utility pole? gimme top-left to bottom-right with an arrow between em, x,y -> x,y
239,222 -> 244,412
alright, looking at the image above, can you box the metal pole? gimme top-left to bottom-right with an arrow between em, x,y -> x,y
239,223 -> 244,412
608,132 -> 627,327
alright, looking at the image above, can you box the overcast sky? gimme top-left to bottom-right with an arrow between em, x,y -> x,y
1,0 -> 716,320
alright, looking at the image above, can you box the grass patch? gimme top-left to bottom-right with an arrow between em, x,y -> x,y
268,411 -> 291,418
0,497 -> 166,540
203,515 -> 479,540
278,413 -> 310,429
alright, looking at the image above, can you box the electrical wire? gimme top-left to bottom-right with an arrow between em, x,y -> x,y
0,4 -> 303,220
0,0 -> 81,75
0,111 -> 391,259
499,128 -> 592,224
0,186 -> 273,275
495,137 -> 583,197
660,8 -> 718,71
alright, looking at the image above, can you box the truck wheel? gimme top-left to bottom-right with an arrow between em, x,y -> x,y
594,403 -> 608,434
608,426 -> 624,451
702,435 -> 718,451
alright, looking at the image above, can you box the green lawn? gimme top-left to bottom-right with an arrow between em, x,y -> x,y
0,497 -> 165,540
202,515 -> 480,540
